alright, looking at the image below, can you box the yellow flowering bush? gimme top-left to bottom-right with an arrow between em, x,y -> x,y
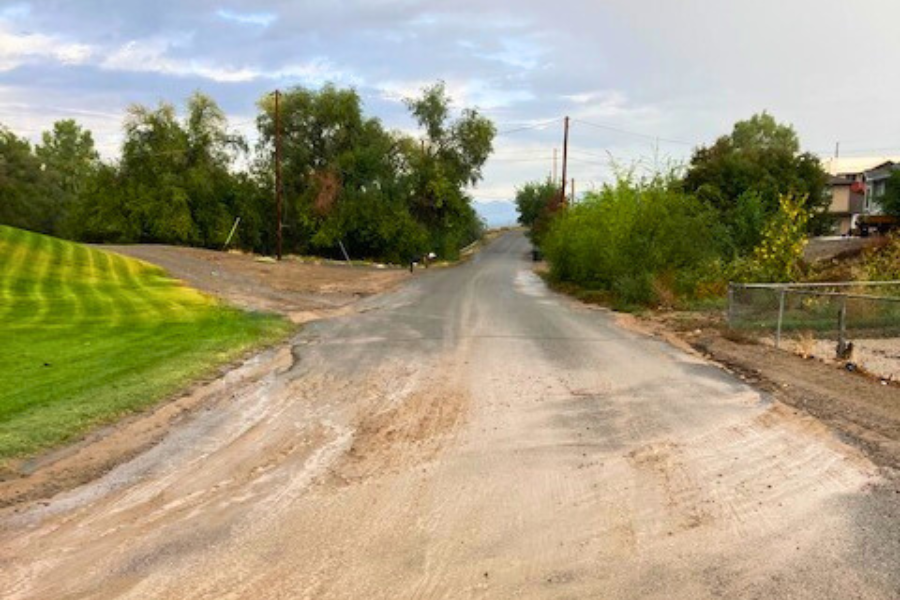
734,193 -> 810,282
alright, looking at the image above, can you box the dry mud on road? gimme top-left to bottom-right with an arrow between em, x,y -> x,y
2,232 -> 900,599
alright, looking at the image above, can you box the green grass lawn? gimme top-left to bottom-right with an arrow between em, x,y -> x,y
0,225 -> 293,462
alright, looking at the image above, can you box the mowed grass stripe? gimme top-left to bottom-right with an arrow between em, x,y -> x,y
0,225 -> 292,460
0,228 -> 31,320
2,228 -> 39,320
80,243 -> 119,326
70,242 -> 111,326
17,231 -> 52,326
94,246 -> 141,325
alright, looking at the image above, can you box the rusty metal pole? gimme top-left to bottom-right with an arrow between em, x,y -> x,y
775,289 -> 786,349
274,89 -> 283,261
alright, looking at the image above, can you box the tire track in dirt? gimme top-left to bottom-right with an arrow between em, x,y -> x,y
2,231 -> 898,599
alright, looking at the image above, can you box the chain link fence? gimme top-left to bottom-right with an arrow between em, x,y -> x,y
727,281 -> 900,378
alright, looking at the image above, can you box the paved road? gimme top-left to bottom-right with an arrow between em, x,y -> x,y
2,232 -> 898,599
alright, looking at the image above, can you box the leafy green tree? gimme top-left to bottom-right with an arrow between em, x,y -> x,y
256,84 -> 410,258
36,120 -> 98,195
255,81 -> 493,261
515,179 -> 559,228
0,126 -> 60,233
878,169 -> 900,219
74,93 -> 248,246
683,112 -> 827,248
34,119 -> 99,235
514,178 -> 560,246
403,82 -> 495,257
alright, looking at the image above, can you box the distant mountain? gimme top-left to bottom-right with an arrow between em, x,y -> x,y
473,200 -> 518,228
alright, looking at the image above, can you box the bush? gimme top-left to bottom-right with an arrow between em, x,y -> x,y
856,233 -> 900,281
542,176 -> 725,307
731,193 -> 810,282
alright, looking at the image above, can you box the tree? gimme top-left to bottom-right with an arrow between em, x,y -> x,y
254,81 -> 494,261
35,119 -> 99,235
879,169 -> 900,219
403,81 -> 495,257
73,93 -> 248,246
256,84 -> 410,258
515,179 -> 558,228
0,126 -> 59,233
36,120 -> 99,196
514,178 -> 560,246
683,112 -> 827,252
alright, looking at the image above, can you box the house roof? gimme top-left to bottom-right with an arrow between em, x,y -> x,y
820,156 -> 900,176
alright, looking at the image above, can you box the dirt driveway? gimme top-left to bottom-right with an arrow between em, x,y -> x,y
2,232 -> 899,598
104,244 -> 408,322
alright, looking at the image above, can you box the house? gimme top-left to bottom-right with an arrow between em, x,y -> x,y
821,157 -> 900,235
859,161 -> 900,234
826,174 -> 865,235
863,161 -> 897,215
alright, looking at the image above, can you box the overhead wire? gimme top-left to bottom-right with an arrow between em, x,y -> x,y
570,118 -> 694,147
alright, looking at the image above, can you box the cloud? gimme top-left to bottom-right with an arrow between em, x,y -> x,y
102,38 -> 259,83
216,8 -> 276,27
378,78 -> 533,110
6,0 -> 900,197
0,23 -> 94,71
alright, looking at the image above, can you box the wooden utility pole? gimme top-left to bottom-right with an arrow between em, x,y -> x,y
560,117 -> 570,206
274,90 -> 283,261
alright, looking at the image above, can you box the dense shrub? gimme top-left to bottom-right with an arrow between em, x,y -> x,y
730,194 -> 810,282
856,234 -> 900,281
542,176 -> 725,307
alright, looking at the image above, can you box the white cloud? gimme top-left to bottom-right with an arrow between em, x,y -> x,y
0,23 -> 94,71
378,78 -> 533,110
215,8 -> 277,27
102,38 -> 258,82
484,38 -> 543,70
100,38 -> 348,85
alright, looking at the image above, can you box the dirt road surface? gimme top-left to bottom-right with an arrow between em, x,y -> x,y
2,232 -> 899,599
103,244 -> 407,322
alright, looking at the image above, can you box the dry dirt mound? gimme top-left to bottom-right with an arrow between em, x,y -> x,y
103,244 -> 408,322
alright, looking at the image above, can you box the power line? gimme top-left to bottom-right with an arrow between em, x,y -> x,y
569,147 -> 612,160
496,118 -> 562,136
570,118 -> 694,147
488,156 -> 553,163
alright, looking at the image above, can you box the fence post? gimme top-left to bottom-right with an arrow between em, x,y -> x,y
775,288 -> 786,349
837,297 -> 848,357
727,283 -> 734,328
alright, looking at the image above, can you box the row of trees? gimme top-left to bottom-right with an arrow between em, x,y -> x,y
516,113 -> 831,306
0,82 -> 495,263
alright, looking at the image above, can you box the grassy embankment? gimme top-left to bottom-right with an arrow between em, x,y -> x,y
0,225 -> 292,461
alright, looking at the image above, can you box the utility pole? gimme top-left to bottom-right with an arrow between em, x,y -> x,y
274,89 -> 283,261
560,117 -> 570,206
571,178 -> 575,204
835,141 -> 840,159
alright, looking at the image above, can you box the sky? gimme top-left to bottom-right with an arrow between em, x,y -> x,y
2,0 -> 900,203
